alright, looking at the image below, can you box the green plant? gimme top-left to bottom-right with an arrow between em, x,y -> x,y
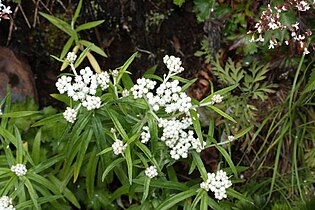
210,55 -> 278,130
39,0 -> 107,73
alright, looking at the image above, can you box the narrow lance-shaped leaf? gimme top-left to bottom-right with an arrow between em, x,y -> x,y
102,158 -> 125,181
71,0 -> 83,29
74,129 -> 93,182
32,129 -> 41,165
79,40 -> 107,57
156,188 -> 197,210
76,20 -> 105,32
86,147 -> 98,198
125,145 -> 133,185
60,36 -> 74,59
39,12 -> 72,36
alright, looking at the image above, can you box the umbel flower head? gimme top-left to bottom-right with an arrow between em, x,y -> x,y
145,165 -> 158,178
112,140 -> 127,155
0,196 -> 15,210
11,164 -> 27,177
200,170 -> 232,200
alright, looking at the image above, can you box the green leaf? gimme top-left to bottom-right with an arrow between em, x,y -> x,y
226,188 -> 251,203
193,0 -> 212,22
50,94 -> 71,106
76,20 -> 105,32
156,188 -> 197,210
207,196 -> 223,210
97,147 -> 113,156
39,12 -> 73,36
24,177 -> 40,209
209,105 -> 237,123
200,190 -> 208,210
79,40 -> 107,57
14,126 -> 23,164
71,0 -> 83,28
117,52 -> 138,83
141,176 -> 151,202
125,145 -> 133,184
48,175 -> 81,208
0,111 -> 41,118
213,144 -> 237,177
234,126 -> 253,139
189,109 -> 204,143
32,113 -> 64,127
60,36 -> 75,59
192,151 -> 207,181
173,0 -> 185,7
74,45 -> 93,68
121,73 -> 134,90
15,196 -> 62,210
32,154 -> 65,173
102,157 -> 125,181
133,178 -> 189,191
74,129 -> 93,182
0,127 -> 18,146
104,106 -> 128,141
86,147 -> 98,198
32,129 -> 42,165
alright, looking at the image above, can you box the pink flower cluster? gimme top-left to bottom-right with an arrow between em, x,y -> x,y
248,0 -> 314,55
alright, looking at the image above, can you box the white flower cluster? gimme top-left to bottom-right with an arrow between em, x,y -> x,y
11,164 -> 27,177
131,78 -> 156,99
0,0 -> 12,21
163,55 -> 184,75
140,126 -> 150,144
158,117 -> 205,159
145,165 -> 158,178
56,67 -> 111,111
65,52 -> 77,63
132,79 -> 192,114
112,140 -> 127,155
121,89 -> 130,97
63,107 -> 78,123
200,170 -> 232,200
227,135 -> 234,141
210,94 -> 223,105
0,196 -> 15,210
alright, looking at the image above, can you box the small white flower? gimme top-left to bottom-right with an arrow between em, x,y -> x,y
163,55 -> 184,74
65,52 -> 77,63
11,164 -> 27,177
0,196 -> 15,210
112,140 -> 127,155
122,89 -> 130,97
227,135 -> 235,141
63,107 -> 78,123
200,170 -> 232,200
145,166 -> 158,178
112,70 -> 119,77
97,71 -> 110,90
211,94 -> 223,104
303,47 -> 310,55
140,126 -> 150,144
110,128 -> 117,134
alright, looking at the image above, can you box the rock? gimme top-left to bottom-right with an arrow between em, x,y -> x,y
0,47 -> 37,103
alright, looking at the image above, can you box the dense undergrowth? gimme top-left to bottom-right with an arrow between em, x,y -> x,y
1,0 -> 315,209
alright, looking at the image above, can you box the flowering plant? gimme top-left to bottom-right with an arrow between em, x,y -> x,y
30,47 -> 249,208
